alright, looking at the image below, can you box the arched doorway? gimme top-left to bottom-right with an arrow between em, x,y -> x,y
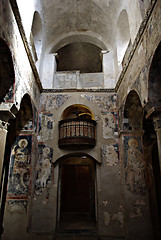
1,94 -> 33,236
0,38 -> 15,103
121,90 -> 155,239
57,154 -> 96,233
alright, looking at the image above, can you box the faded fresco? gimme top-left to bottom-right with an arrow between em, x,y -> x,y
7,200 -> 28,213
102,112 -> 118,139
40,94 -> 71,112
81,94 -> 117,112
38,113 -> 53,141
7,135 -> 32,197
35,145 -> 53,194
124,137 -> 146,195
3,85 -> 14,102
101,144 -> 119,166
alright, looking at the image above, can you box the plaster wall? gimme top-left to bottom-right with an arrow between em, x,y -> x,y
117,0 -> 161,109
31,91 -> 122,238
0,0 -> 40,109
54,72 -> 104,89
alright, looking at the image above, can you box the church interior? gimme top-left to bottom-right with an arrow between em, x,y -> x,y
0,0 -> 161,239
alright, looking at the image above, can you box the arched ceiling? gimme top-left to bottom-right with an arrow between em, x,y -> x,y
39,0 -> 124,52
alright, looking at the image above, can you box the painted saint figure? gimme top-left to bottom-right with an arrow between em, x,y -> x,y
125,138 -> 146,194
36,146 -> 52,189
12,138 -> 30,190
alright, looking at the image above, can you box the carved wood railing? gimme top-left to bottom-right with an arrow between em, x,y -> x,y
58,118 -> 96,149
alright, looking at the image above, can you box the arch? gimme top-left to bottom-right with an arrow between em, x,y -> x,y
123,90 -> 143,131
31,11 -> 42,65
16,94 -> 33,131
0,38 -> 15,103
55,152 -> 98,164
148,41 -> 161,106
61,104 -> 95,120
0,93 -> 33,234
56,42 -> 102,73
52,95 -> 103,164
116,10 -> 131,69
49,31 -> 109,54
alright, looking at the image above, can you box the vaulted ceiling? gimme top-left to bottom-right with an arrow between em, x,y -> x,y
40,0 -> 122,51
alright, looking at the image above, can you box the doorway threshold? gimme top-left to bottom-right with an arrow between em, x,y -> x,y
57,212 -> 97,236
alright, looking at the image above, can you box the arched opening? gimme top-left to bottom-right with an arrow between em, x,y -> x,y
116,10 -> 131,72
58,105 -> 96,149
0,38 -> 14,103
0,94 -> 33,236
31,11 -> 42,68
61,104 -> 94,120
57,154 -> 96,233
143,113 -> 161,239
56,42 -> 102,73
123,90 -> 143,131
148,41 -> 161,106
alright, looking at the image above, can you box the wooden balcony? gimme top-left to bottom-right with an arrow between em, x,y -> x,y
58,118 -> 96,149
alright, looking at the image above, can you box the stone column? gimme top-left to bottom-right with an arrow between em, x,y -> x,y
0,120 -> 8,183
153,113 -> 161,172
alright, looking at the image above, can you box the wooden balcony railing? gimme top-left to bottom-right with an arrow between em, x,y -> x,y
58,118 -> 96,149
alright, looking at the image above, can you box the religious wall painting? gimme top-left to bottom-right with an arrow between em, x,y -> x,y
101,144 -> 119,167
40,94 -> 71,112
38,112 -> 53,141
7,135 -> 32,198
35,145 -> 53,195
124,136 -> 146,195
102,112 -> 118,139
7,200 -> 28,213
81,94 -> 117,112
95,94 -> 117,113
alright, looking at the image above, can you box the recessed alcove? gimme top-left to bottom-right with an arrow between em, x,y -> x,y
58,105 -> 96,149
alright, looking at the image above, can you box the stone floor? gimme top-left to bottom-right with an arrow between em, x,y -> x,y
56,213 -> 97,240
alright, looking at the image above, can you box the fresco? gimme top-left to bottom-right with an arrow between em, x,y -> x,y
81,94 -> 117,112
7,200 -> 28,213
35,145 -> 53,195
124,136 -> 146,195
40,94 -> 71,112
102,112 -> 118,139
101,144 -> 119,166
7,135 -> 32,198
38,113 -> 53,141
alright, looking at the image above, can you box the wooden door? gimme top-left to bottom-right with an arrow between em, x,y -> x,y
61,164 -> 93,214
